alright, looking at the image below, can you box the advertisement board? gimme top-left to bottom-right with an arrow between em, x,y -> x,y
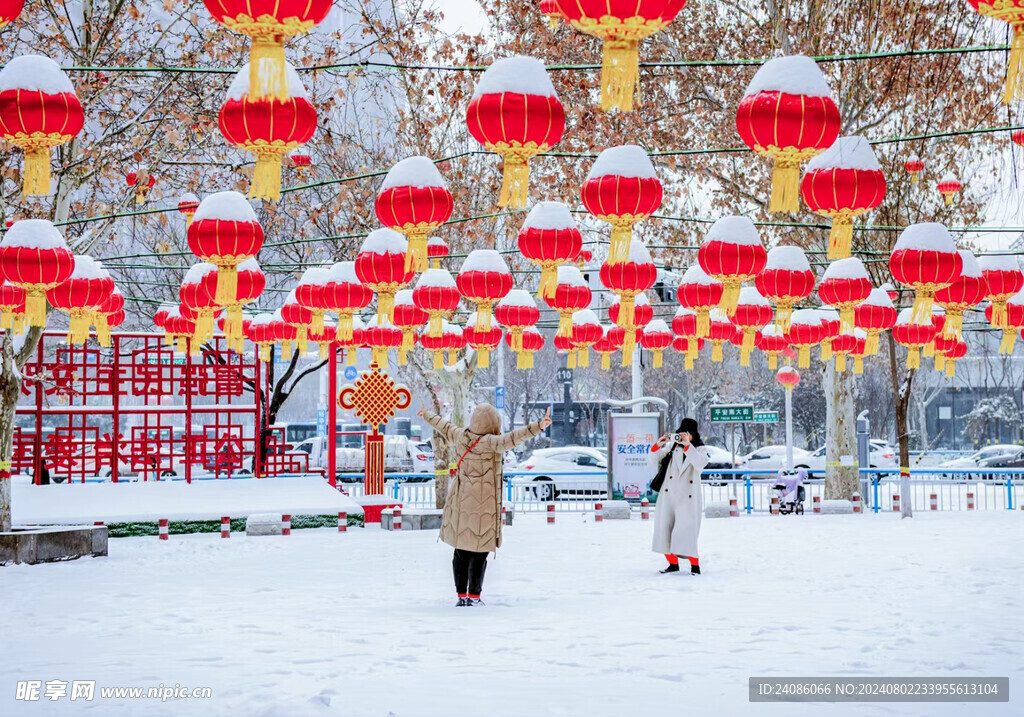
606,412 -> 663,500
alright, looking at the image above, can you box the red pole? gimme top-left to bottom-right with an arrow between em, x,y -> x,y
338,511 -> 347,532
33,335 -> 43,486
253,347 -> 263,479
184,338 -> 193,485
221,516 -> 231,538
282,514 -> 291,536
328,344 -> 337,488
111,333 -> 121,483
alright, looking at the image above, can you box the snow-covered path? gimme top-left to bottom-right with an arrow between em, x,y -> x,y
2,512 -> 1021,716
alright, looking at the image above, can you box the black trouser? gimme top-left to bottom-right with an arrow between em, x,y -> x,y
452,549 -> 489,596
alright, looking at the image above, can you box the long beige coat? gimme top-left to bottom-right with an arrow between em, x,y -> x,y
426,408 -> 542,553
651,442 -> 709,557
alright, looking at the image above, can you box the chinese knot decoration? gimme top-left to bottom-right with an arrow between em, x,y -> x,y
339,365 -> 412,495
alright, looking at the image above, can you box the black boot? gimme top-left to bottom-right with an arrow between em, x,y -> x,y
690,564 -> 701,575
660,563 -> 680,574
456,597 -> 469,607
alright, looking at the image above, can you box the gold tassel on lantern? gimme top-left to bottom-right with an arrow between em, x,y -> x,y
836,352 -> 847,372
622,329 -> 637,360
476,347 -> 491,368
839,307 -> 855,333
941,191 -> 956,206
768,156 -> 802,214
25,290 -> 47,328
346,348 -> 357,366
565,350 -> 577,370
684,354 -> 695,370
599,38 -> 639,112
945,359 -> 957,378
404,231 -> 429,273
295,329 -> 308,356
95,314 -> 111,348
607,221 -> 635,265
821,340 -> 833,362
537,265 -> 557,300
249,149 -> 286,202
910,292 -> 934,324
215,266 -> 238,306
934,352 -> 946,372
194,313 -> 215,344
447,348 -> 458,367
377,292 -> 396,324
428,314 -> 444,339
68,313 -> 91,346
696,310 -> 710,339
999,328 -> 1017,355
798,346 -> 810,368
854,356 -> 864,374
401,329 -> 416,352
741,329 -> 756,354
476,303 -> 494,332
1003,25 -> 1024,104
740,346 -> 752,367
774,306 -> 793,332
493,144 -> 539,209
622,345 -> 633,367
372,347 -> 386,368
339,313 -> 354,341
510,329 -> 523,352
905,346 -> 921,369
768,353 -> 778,370
176,336 -> 188,354
310,311 -> 325,334
249,39 -> 288,101
944,312 -> 963,340
600,353 -> 611,370
922,341 -> 935,359
718,281 -> 742,316
22,147 -> 52,197
578,347 -> 590,367
557,312 -> 573,338
652,349 -> 663,368
827,214 -> 855,261
281,341 -> 293,362
259,343 -> 271,362
865,331 -> 880,356
224,306 -> 244,341
711,341 -> 723,363
318,342 -> 329,361
686,338 -> 699,360
516,351 -> 528,370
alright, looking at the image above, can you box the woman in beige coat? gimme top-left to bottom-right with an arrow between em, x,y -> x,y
419,403 -> 551,606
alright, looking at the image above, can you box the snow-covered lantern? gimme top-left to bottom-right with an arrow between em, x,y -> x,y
854,288 -> 898,356
295,265 -> 331,333
731,287 -> 773,366
936,173 -> 961,206
817,257 -> 872,332
548,265 -> 591,339
893,308 -> 939,369
979,254 -> 1024,329
187,191 -> 264,305
570,308 -> 602,367
427,237 -> 449,269
457,250 -> 513,333
903,155 -> 924,183
375,156 -> 454,273
363,315 -> 403,370
639,318 -> 673,368
755,245 -> 815,331
697,215 -> 767,315
506,325 -> 544,370
281,290 -> 313,356
889,222 -> 962,322
518,201 -> 582,300
178,193 -> 200,226
464,312 -> 504,369
678,265 -> 723,338
0,219 -> 75,327
495,289 -> 541,353
934,250 -> 987,340
966,0 -> 1024,103
419,319 -> 464,369
392,290 -> 427,365
785,308 -> 825,368
179,262 -> 221,343
355,229 -> 414,323
582,145 -> 662,264
592,324 -> 623,370
47,255 -> 114,345
323,261 -> 372,341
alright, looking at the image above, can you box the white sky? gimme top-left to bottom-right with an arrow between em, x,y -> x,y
436,0 -> 487,35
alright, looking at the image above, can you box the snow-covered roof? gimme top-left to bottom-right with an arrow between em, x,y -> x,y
806,136 -> 881,172
706,215 -> 762,246
379,156 -> 447,190
471,56 -> 557,99
763,245 -> 811,272
586,145 -> 657,180
1,219 -> 69,250
360,229 -> 407,254
743,55 -> 833,99
225,61 -> 308,101
0,55 -> 76,94
461,249 -> 510,274
522,201 -> 577,230
822,257 -> 869,281
894,223 -> 957,253
192,191 -> 258,223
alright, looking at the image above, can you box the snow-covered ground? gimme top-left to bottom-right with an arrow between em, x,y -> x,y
2,512 -> 1021,716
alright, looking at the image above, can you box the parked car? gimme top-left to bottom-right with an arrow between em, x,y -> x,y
795,439 -> 896,478
739,445 -> 811,475
701,444 -> 745,485
938,445 -> 1020,478
517,446 -> 607,500
975,448 -> 1024,481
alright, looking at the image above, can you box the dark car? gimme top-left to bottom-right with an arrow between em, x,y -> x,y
977,448 -> 1024,481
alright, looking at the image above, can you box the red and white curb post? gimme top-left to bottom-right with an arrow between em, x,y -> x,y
393,506 -> 402,531
595,502 -> 603,522
852,493 -> 862,513
220,516 -> 231,538
770,495 -> 779,515
282,514 -> 291,536
812,495 -> 821,514
892,492 -> 901,512
640,498 -> 650,520
729,497 -> 738,517
929,493 -> 938,511
547,503 -> 555,524
158,518 -> 169,541
966,492 -> 975,510
338,512 -> 347,532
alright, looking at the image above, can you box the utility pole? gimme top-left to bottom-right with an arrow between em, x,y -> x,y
631,346 -> 643,414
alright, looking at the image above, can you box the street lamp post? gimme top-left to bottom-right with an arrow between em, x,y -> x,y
776,367 -> 801,471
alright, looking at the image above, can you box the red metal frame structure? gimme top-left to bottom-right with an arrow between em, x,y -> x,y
12,331 -> 310,484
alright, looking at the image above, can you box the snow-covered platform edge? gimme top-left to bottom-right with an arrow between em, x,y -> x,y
12,476 -> 363,525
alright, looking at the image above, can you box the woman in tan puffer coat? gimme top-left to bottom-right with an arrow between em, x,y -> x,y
419,403 -> 551,606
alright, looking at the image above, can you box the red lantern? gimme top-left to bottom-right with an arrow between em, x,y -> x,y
272,308 -> 299,361
363,315 -> 403,370
539,0 -> 564,29
785,309 -> 825,368
188,191 -> 264,305
756,324 -> 788,370
732,287 -> 774,366
106,308 -> 125,330
518,201 -> 582,299
592,323 -> 623,370
1013,129 -> 1024,147
166,308 -> 198,354
419,320 -> 463,369
671,306 -> 700,369
936,173 -> 961,206
601,239 -> 656,360
937,336 -> 968,378
755,245 -> 815,331
776,366 -> 801,390
0,219 -> 75,327
375,156 -> 454,272
203,0 -> 332,100
934,250 -> 987,339
219,62 -> 317,201
506,325 -> 544,369
966,0 -> 1024,104
904,156 -> 924,183
335,315 -> 366,367
0,280 -> 27,334
245,313 -> 277,362
220,257 -> 265,349
1,0 -> 24,27
678,265 -> 724,338
848,330 -> 869,374
881,282 -> 899,304
412,268 -> 460,339
570,308 -> 602,368
281,290 -> 313,356
0,56 -> 85,196
295,266 -> 331,333
582,145 -> 662,263
179,262 -> 221,342
466,56 -> 564,208
218,312 -> 254,351
126,169 -> 156,205
697,215 -> 767,314
548,265 -> 591,339
986,289 -> 1024,354
854,288 -> 898,356
552,0 -> 687,111
801,136 -> 887,259
393,290 -> 427,365
707,308 -> 737,363
178,192 -> 200,227
889,222 -> 962,322
355,229 -> 415,323
324,261 -> 372,341
308,319 -> 336,361
427,237 -> 449,269
827,329 -> 858,372
639,318 -> 673,368
893,308 -> 939,368
817,257 -> 872,331
153,303 -> 174,344
609,292 -> 653,332
979,254 -> 1024,329
457,249 -> 513,333
735,55 -> 840,213
495,289 -> 540,353
465,312 -> 505,369
45,255 -> 113,346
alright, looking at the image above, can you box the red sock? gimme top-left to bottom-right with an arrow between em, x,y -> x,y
664,554 -> 679,565
687,556 -> 699,567
458,593 -> 468,598
468,594 -> 480,599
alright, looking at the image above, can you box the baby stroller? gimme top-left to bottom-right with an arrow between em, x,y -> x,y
772,469 -> 806,515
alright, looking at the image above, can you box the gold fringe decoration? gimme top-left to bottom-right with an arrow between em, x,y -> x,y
557,311 -> 573,338
797,346 -> 810,368
404,230 -> 429,273
922,341 -> 935,359
215,266 -> 238,306
944,311 -> 963,339
600,353 -> 611,370
945,359 -> 957,378
1005,24 -> 1024,105
999,328 -> 1017,354
827,214 -> 855,260
652,349 -> 663,368
774,305 -> 793,332
718,281 -> 742,316
565,349 -> 577,369
711,341 -> 724,363
821,340 -> 833,362
696,309 -> 710,338
475,302 -> 494,332
836,353 -> 847,372
477,347 -> 490,368
339,313 -> 354,341
768,353 -> 778,370
606,220 -> 634,264
905,346 -> 921,369
578,347 -> 590,367
854,356 -> 864,374
537,265 -> 558,300
599,37 -> 639,112
769,158 -> 801,214
346,348 -> 357,366
25,290 -> 47,328
377,291 -> 396,324
249,37 -> 288,101
23,146 -> 52,196
934,352 -> 946,372
95,314 -> 111,348
250,150 -> 285,202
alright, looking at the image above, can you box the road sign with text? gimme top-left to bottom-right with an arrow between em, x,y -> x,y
710,404 -> 755,423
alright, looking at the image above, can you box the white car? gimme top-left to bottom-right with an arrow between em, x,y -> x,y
795,440 -> 897,477
516,446 -> 607,500
739,445 -> 811,475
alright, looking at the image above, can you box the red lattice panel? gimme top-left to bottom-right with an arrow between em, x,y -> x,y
11,426 -> 35,474
128,419 -> 185,481
44,420 -> 100,483
129,341 -> 182,399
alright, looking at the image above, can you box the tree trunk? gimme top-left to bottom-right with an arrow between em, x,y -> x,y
824,362 -> 859,500
888,333 -> 914,518
0,333 -> 19,531
432,355 -> 476,509
915,396 -> 929,452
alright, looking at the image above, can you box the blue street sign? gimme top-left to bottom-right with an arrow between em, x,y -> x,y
317,408 -> 327,437
344,365 -> 358,381
495,386 -> 505,409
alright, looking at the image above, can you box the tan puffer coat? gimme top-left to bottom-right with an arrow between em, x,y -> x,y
426,405 -> 543,553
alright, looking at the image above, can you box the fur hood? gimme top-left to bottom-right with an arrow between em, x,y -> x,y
468,404 -> 501,435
